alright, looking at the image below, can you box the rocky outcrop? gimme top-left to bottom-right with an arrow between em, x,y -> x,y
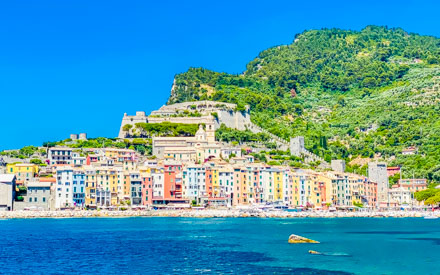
288,234 -> 320,244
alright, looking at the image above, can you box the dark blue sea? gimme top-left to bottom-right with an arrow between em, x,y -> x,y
0,217 -> 439,274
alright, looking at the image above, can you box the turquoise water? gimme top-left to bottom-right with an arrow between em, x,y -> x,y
0,217 -> 439,274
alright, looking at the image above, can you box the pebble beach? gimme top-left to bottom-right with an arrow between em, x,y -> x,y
1,209 -> 439,219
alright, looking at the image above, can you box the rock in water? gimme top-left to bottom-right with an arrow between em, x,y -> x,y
288,234 -> 319,244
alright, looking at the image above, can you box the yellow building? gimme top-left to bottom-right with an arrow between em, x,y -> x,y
84,166 -> 97,208
348,174 -> 366,206
290,169 -> 323,208
6,163 -> 39,183
273,170 -> 283,201
95,167 -> 119,205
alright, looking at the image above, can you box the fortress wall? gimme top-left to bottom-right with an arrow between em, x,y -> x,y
216,110 -> 251,130
147,116 -> 213,125
118,101 -> 251,138
118,113 -> 148,138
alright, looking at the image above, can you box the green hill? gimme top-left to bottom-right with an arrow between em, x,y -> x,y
168,26 -> 440,181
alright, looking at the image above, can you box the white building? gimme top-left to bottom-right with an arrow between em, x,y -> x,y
151,170 -> 164,199
183,165 -> 206,200
55,166 -> 73,209
72,152 -> 86,167
48,147 -> 73,165
389,187 -> 412,206
220,147 -> 242,159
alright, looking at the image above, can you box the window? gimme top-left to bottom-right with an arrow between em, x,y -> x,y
29,198 -> 32,202
43,198 -> 46,202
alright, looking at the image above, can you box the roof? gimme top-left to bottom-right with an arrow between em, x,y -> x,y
39,177 -> 56,183
50,147 -> 73,151
27,181 -> 51,188
7,163 -> 37,167
0,174 -> 15,183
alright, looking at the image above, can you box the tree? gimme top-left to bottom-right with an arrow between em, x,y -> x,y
30,159 -> 44,165
123,124 -> 133,132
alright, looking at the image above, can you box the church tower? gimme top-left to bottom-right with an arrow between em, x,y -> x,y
205,121 -> 216,143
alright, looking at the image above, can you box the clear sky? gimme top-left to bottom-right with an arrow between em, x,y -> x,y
1,0 -> 439,150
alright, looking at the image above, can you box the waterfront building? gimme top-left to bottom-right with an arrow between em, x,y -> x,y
368,162 -> 389,205
96,188 -> 111,207
129,171 -> 142,205
163,161 -> 183,202
72,169 -> 85,207
389,186 -> 412,206
151,167 -> 165,203
25,181 -> 52,210
84,167 -> 97,208
217,166 -> 234,206
55,166 -> 73,209
183,165 -> 205,203
0,174 -> 16,210
95,167 -> 119,205
141,172 -> 153,206
363,180 -> 378,208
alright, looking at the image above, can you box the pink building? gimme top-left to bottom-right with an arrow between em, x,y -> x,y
141,175 -> 153,206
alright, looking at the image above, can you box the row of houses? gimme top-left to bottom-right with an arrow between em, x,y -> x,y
2,148 -> 381,210
1,145 -> 428,211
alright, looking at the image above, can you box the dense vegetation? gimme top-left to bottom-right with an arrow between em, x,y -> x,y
168,26 -> 440,181
43,137 -> 152,156
415,188 -> 440,205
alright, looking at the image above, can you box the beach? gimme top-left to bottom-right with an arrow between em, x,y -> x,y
1,209 -> 438,219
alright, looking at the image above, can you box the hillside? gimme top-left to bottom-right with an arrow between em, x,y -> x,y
168,26 -> 440,181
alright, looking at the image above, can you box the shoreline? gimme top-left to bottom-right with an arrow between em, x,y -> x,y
1,209 -> 439,219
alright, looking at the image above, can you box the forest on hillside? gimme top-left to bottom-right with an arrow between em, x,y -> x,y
168,26 -> 440,181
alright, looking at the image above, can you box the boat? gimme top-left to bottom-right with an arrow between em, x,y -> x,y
423,215 -> 438,219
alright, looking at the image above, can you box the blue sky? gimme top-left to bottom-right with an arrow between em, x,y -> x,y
1,0 -> 439,150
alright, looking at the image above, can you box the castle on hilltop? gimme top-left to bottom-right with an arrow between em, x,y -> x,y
118,101 -> 252,138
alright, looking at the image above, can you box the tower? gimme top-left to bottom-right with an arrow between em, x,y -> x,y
205,121 -> 215,143
290,136 -> 305,157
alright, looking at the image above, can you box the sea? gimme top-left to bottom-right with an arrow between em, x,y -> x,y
0,217 -> 439,274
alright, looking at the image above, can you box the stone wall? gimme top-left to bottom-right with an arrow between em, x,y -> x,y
118,112 -> 148,138
215,109 -> 252,131
118,101 -> 252,138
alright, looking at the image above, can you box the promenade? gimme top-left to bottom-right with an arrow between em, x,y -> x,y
1,209 -> 438,219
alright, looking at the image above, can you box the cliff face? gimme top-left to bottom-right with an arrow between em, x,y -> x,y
166,26 -> 440,180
